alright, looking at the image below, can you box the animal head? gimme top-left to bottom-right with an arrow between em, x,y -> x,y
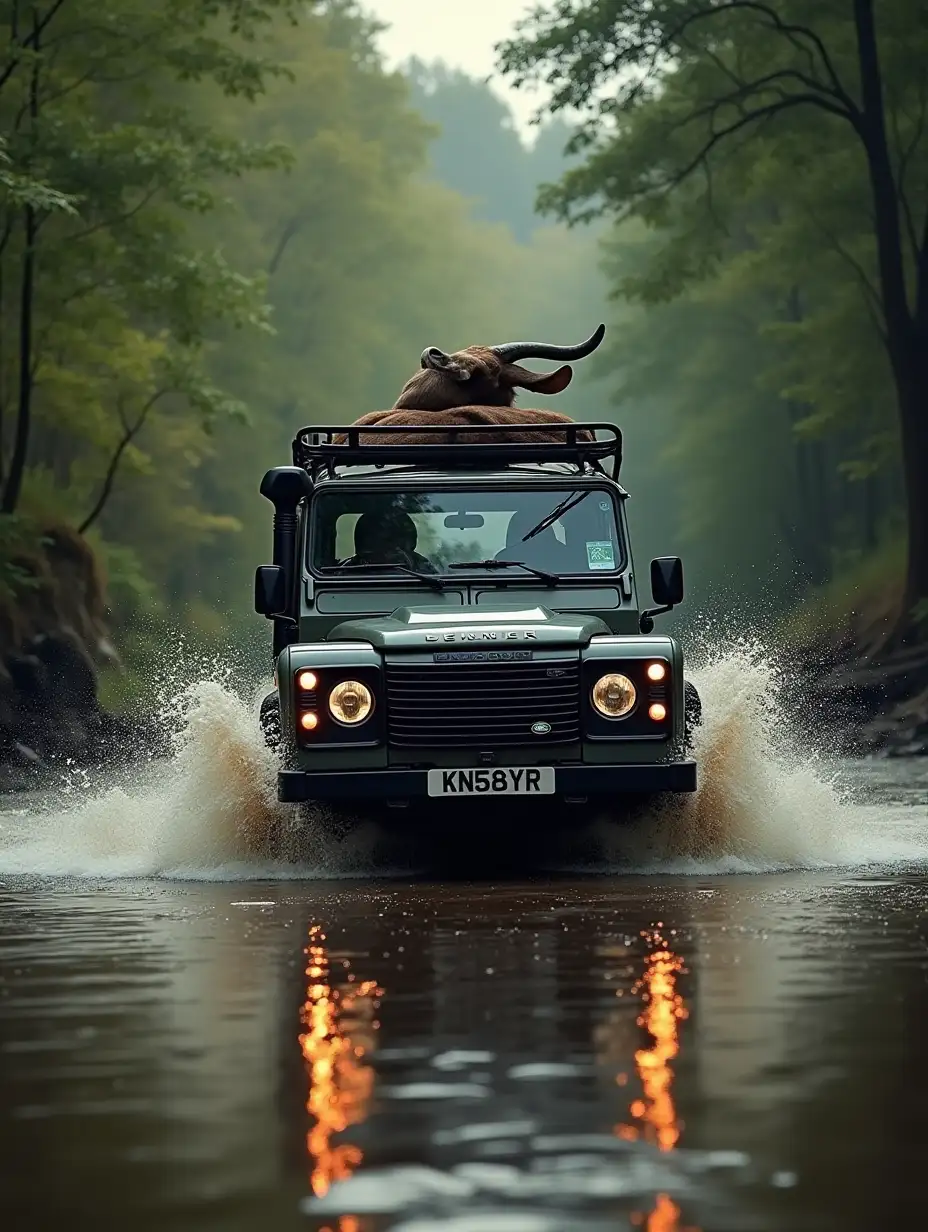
393,325 -> 606,411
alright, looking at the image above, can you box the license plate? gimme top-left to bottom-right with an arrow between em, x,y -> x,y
427,767 -> 555,797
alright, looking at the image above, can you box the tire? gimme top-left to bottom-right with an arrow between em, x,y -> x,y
684,679 -> 702,751
259,690 -> 281,750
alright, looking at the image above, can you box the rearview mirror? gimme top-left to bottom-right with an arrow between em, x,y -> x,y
444,512 -> 485,529
651,557 -> 684,608
255,564 -> 287,616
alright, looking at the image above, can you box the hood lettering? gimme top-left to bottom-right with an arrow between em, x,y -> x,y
434,650 -> 533,663
425,630 -> 538,644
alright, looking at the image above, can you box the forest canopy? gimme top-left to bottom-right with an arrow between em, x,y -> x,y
500,0 -> 928,649
0,0 -> 613,689
1,0 -> 920,704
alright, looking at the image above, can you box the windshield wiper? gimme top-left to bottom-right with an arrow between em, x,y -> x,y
520,490 -> 587,542
449,560 -> 558,587
332,562 -> 445,591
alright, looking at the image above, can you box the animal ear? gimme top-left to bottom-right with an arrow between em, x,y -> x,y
505,364 -> 573,396
422,347 -> 472,382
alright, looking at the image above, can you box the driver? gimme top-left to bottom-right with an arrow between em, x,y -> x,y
495,507 -> 571,570
343,510 -> 436,572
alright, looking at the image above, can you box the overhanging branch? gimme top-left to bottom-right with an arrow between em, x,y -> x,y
78,389 -> 166,534
674,68 -> 856,134
663,1 -> 857,115
805,209 -> 887,342
267,214 -> 305,276
657,94 -> 854,200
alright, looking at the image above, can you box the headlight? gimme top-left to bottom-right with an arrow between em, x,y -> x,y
592,672 -> 637,718
328,680 -> 374,725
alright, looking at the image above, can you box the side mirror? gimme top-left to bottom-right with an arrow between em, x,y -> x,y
255,565 -> 287,617
651,557 -> 684,607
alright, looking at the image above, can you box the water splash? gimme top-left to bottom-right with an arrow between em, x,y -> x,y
0,644 -> 925,880
593,642 -> 928,872
0,674 -> 378,880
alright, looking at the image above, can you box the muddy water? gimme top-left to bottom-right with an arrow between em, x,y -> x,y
1,653 -> 928,1230
2,848 -> 928,1231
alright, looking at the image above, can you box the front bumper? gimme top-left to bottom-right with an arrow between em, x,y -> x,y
278,761 -> 697,803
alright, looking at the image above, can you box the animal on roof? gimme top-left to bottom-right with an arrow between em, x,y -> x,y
394,324 -> 606,412
342,326 -> 607,446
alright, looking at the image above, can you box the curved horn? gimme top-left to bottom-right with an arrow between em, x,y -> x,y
491,323 -> 606,365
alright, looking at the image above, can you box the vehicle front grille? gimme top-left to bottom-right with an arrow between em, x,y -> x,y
385,659 -> 581,748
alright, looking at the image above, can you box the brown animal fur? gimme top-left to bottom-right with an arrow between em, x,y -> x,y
338,405 -> 595,446
394,345 -> 574,412
332,329 -> 607,448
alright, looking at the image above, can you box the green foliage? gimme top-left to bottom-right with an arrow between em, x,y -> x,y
501,0 -> 928,629
0,513 -> 47,601
782,531 -> 905,647
0,0 -> 619,698
190,28 -> 616,634
0,0 -> 301,551
0,136 -> 77,214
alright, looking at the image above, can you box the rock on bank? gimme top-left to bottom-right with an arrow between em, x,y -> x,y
0,525 -> 135,789
793,635 -> 928,759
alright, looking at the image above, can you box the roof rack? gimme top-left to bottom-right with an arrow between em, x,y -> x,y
292,421 -> 622,481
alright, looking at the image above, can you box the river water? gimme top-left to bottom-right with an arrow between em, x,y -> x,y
1,650 -> 927,1231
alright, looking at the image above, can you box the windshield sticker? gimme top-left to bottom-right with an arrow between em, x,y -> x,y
586,540 -> 616,571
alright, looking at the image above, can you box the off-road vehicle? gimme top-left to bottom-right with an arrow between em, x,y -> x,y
255,422 -> 699,813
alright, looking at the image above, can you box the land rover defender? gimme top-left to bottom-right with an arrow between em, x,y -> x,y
254,421 -> 699,811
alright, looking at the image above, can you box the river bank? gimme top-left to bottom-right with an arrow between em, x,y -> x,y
791,638 -> 928,758
0,525 -> 170,792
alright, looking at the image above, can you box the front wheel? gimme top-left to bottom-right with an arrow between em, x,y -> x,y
259,690 -> 281,750
684,680 -> 702,751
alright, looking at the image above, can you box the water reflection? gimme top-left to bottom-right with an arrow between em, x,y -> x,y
621,928 -> 689,1152
629,1193 -> 688,1232
618,927 -> 699,1232
298,923 -> 382,1227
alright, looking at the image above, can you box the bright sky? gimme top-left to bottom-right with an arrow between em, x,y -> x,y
366,0 -> 544,132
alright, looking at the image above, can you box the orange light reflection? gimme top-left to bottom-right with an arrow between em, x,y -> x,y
618,928 -> 700,1232
299,923 -> 382,1210
635,1193 -> 686,1232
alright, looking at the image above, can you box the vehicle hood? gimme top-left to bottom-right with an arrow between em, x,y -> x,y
326,603 -> 611,651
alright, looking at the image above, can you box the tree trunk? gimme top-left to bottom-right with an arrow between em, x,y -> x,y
851,0 -> 928,644
2,6 -> 39,515
861,472 -> 877,553
808,436 -> 832,585
893,335 -> 928,638
2,201 -> 35,514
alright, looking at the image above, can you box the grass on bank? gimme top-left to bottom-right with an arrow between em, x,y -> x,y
780,535 -> 905,654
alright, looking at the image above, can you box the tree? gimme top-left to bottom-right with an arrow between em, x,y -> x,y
405,59 -> 534,238
0,2 -> 622,686
187,31 -> 620,646
500,0 -> 928,646
0,0 -> 299,523
405,59 -> 584,242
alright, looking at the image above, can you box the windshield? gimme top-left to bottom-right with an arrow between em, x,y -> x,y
310,487 -> 624,578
